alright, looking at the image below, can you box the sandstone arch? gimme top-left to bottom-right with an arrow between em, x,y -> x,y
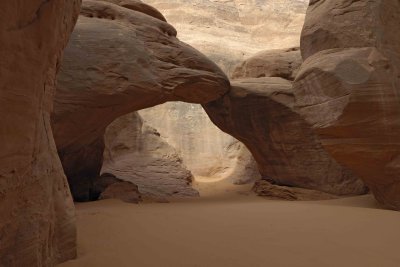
1,0 -> 400,265
53,0 -> 229,200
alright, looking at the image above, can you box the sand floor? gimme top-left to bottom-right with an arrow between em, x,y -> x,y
59,179 -> 400,267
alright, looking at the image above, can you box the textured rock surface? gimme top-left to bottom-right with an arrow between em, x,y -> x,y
102,112 -> 199,197
103,0 -> 167,21
253,180 -> 338,201
91,172 -> 143,203
0,0 -> 81,265
142,0 -> 309,75
100,181 -> 142,203
137,1 -> 308,185
294,0 -> 400,209
204,77 -> 367,195
139,103 -> 261,183
53,0 -> 229,200
231,47 -> 302,80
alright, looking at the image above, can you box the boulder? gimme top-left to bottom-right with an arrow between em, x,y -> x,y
53,0 -> 229,201
294,0 -> 400,209
0,0 -> 81,265
204,77 -> 367,195
102,112 -> 199,197
100,181 -> 142,204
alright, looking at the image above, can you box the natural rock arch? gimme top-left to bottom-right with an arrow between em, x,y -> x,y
52,0 -> 229,201
54,0 -> 367,202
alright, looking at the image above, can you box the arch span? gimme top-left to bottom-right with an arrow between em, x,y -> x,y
53,0 -> 229,201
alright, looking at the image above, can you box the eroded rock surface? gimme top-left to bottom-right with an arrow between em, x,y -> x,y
102,112 -> 199,197
53,0 -> 229,200
0,0 -> 81,265
142,0 -> 309,75
294,0 -> 400,209
231,47 -> 302,80
135,0 -> 309,186
138,103 -> 261,184
204,77 -> 367,195
92,173 -> 143,203
253,180 -> 338,201
100,181 -> 142,203
136,48 -> 302,185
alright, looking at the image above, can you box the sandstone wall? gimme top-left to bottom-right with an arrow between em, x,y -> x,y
0,0 -> 81,265
294,0 -> 400,209
103,112 -> 199,197
135,0 -> 309,185
139,103 -> 260,184
142,0 -> 309,75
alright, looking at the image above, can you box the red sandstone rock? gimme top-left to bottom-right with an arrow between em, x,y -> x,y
231,47 -> 302,81
100,0 -> 167,21
204,77 -> 367,195
100,181 -> 142,203
53,0 -> 229,200
294,0 -> 400,210
0,0 -> 81,265
102,112 -> 199,197
252,180 -> 338,201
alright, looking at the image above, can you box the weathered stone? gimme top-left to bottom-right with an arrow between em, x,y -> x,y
133,1 -> 308,186
0,0 -> 81,265
53,0 -> 229,200
204,77 -> 367,195
231,47 -> 302,81
253,180 -> 338,201
138,103 -> 261,184
100,181 -> 142,204
101,0 -> 166,21
294,0 -> 400,210
142,0 -> 309,75
102,112 -> 199,197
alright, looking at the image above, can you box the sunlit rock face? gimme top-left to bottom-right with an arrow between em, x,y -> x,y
102,112 -> 199,197
137,0 -> 308,183
139,104 -> 261,184
142,0 -> 309,75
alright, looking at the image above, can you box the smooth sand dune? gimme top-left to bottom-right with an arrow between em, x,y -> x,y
59,181 -> 400,267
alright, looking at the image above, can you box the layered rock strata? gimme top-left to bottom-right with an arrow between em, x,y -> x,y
53,0 -> 229,200
133,1 -> 310,186
293,0 -> 400,209
204,77 -> 367,195
138,103 -> 261,183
